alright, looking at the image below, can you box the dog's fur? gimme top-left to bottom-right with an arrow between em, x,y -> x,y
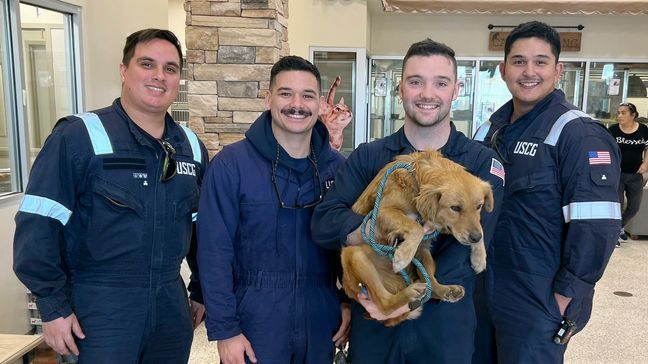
341,150 -> 493,326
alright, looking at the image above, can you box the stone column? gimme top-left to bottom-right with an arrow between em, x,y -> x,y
186,0 -> 289,156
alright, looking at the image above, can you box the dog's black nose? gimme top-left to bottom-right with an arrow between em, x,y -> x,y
469,232 -> 482,243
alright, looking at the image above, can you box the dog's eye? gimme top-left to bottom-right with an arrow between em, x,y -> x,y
451,205 -> 462,212
477,203 -> 483,210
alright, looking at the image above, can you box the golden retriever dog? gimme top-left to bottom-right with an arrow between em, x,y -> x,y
341,150 -> 493,326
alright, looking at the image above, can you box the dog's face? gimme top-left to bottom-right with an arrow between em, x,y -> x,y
415,171 -> 493,246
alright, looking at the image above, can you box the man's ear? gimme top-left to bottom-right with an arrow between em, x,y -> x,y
264,92 -> 271,111
119,63 -> 127,82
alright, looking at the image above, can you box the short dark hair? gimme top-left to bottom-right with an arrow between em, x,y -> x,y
505,21 -> 561,62
402,39 -> 457,78
270,55 -> 321,91
619,102 -> 639,119
122,29 -> 183,69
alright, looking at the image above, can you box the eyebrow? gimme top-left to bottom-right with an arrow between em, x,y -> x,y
405,74 -> 453,82
136,56 -> 180,69
276,86 -> 318,94
510,54 -> 551,60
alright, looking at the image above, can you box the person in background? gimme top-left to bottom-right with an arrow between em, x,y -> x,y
311,39 -> 504,364
609,102 -> 648,245
197,55 -> 350,364
13,29 -> 207,363
473,21 -> 621,363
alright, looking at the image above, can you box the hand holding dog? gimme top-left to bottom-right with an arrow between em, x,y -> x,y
217,333 -> 257,364
345,213 -> 435,246
356,293 -> 410,321
332,303 -> 351,347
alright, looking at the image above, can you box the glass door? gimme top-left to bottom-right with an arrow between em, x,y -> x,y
311,47 -> 367,154
20,2 -> 78,160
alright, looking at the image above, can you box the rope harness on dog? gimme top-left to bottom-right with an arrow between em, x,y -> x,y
359,162 -> 438,304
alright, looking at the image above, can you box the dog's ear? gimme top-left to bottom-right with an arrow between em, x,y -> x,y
415,185 -> 441,221
483,182 -> 494,213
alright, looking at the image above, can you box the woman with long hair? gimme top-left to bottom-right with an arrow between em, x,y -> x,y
609,102 -> 648,245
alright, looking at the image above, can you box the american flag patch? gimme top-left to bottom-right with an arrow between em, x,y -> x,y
588,151 -> 611,165
490,158 -> 505,184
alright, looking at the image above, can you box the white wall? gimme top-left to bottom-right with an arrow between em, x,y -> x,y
0,195 -> 30,334
289,0 -> 368,58
369,13 -> 648,59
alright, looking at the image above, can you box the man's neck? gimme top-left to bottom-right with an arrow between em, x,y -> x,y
121,99 -> 166,139
273,127 -> 312,158
403,120 -> 451,151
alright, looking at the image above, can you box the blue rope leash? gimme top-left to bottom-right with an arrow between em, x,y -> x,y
359,162 -> 438,303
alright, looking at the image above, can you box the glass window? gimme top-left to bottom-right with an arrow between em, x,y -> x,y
312,50 -> 359,154
369,58 -> 402,141
473,60 -> 509,132
452,60 -> 476,136
0,1 -> 15,194
20,2 -> 77,161
586,62 -> 648,127
559,61 -> 586,109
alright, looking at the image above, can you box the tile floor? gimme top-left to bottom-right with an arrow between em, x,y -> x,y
188,238 -> 648,363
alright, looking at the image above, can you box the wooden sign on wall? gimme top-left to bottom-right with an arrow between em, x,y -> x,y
488,31 -> 582,52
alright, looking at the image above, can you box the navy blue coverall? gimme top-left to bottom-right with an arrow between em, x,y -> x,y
311,124 -> 504,364
473,89 -> 621,363
13,99 -> 207,363
197,111 -> 346,364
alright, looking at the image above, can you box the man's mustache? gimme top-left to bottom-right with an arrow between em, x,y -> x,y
281,107 -> 312,117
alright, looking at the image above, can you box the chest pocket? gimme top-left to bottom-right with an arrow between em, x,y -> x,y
168,186 -> 199,259
239,201 -> 278,254
86,176 -> 145,262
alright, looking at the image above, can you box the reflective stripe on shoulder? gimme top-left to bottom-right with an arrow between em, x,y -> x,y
179,124 -> 202,164
473,120 -> 492,142
544,110 -> 591,146
76,112 -> 113,155
19,194 -> 72,225
562,201 -> 621,223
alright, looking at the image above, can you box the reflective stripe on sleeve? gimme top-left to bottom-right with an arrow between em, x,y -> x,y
192,212 -> 198,222
180,125 -> 202,164
473,120 -> 492,142
562,201 -> 621,223
76,112 -> 113,155
544,110 -> 592,146
18,194 -> 72,226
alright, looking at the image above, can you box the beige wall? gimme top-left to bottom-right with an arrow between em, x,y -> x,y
288,0 -> 368,58
0,196 -> 30,334
168,0 -> 186,53
81,0 -> 169,110
369,13 -> 648,59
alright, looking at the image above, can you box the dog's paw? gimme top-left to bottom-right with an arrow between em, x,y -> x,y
440,285 -> 465,303
404,282 -> 427,302
471,255 -> 487,273
392,246 -> 417,273
470,244 -> 487,273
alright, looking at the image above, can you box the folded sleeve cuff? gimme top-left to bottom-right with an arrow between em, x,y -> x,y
36,293 -> 73,322
553,268 -> 595,299
340,213 -> 365,247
